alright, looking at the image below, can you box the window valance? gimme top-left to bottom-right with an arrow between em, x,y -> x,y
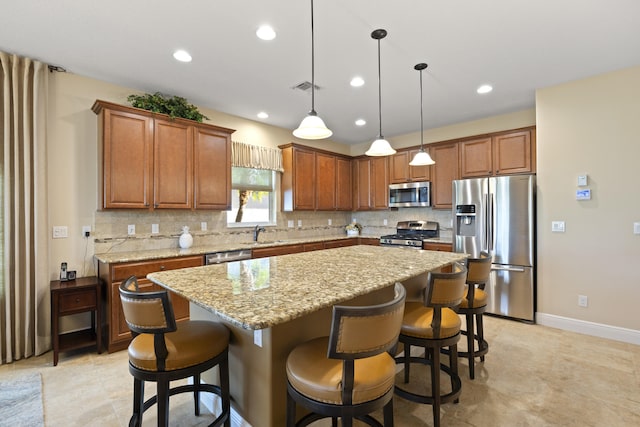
231,141 -> 284,172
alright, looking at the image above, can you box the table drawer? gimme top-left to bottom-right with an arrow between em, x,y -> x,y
59,290 -> 97,314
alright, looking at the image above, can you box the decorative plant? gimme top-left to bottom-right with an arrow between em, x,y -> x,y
345,222 -> 363,232
127,92 -> 209,122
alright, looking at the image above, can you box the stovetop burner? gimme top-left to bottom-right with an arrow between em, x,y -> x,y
380,220 -> 439,248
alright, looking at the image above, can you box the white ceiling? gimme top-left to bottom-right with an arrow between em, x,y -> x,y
2,0 -> 640,145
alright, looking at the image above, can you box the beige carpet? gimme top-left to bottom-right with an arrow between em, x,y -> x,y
0,372 -> 44,426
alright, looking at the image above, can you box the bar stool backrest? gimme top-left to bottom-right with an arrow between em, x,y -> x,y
424,262 -> 467,309
466,251 -> 492,287
119,276 -> 178,336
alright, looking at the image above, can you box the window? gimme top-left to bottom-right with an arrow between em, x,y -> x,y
227,167 -> 276,226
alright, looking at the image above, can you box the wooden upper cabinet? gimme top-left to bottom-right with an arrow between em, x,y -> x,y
409,148 -> 432,181
316,152 -> 336,210
336,157 -> 353,211
390,150 -> 431,183
99,107 -> 153,209
371,157 -> 389,209
193,126 -> 232,210
389,151 -> 410,184
354,157 -> 372,210
280,143 -> 352,211
153,119 -> 193,209
493,130 -> 533,175
92,100 -> 234,211
460,137 -> 493,178
431,142 -> 459,209
460,129 -> 535,178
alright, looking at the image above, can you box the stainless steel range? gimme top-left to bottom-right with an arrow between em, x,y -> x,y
380,220 -> 439,249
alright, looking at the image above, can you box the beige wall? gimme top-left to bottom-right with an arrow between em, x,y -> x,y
536,65 -> 640,331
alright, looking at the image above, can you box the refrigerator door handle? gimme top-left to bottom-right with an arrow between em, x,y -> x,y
484,193 -> 490,252
488,192 -> 495,252
491,265 -> 526,273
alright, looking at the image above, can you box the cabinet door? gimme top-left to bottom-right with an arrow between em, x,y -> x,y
354,158 -> 372,210
431,142 -> 459,209
194,126 -> 231,209
371,157 -> 389,210
252,244 -> 304,259
460,137 -> 492,178
493,130 -> 532,175
102,109 -> 153,209
423,242 -> 453,252
409,148 -> 432,181
336,157 -> 353,210
293,149 -> 316,210
316,153 -> 336,210
153,119 -> 193,209
389,152 -> 410,184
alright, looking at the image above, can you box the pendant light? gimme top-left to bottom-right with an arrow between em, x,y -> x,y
365,29 -> 396,156
409,63 -> 435,166
293,0 -> 332,140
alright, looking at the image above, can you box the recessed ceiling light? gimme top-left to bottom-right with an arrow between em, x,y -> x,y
256,25 -> 276,41
173,50 -> 192,63
350,76 -> 365,87
477,84 -> 493,94
257,112 -> 269,119
355,119 -> 366,126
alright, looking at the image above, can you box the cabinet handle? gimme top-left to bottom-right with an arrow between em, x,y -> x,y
160,265 -> 165,270
76,298 -> 80,302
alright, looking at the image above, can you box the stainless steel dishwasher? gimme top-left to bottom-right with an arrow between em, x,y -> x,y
204,249 -> 252,265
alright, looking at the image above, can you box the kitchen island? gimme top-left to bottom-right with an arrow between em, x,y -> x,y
148,245 -> 467,426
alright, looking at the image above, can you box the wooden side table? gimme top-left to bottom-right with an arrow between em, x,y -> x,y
51,276 -> 102,366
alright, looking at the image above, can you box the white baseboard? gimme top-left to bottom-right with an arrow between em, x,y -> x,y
536,312 -> 640,345
194,381 -> 252,427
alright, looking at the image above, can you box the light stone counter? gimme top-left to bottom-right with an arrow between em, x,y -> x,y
147,245 -> 466,330
147,245 -> 466,427
94,235 -> 453,264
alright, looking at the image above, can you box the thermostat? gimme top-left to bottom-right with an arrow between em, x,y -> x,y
576,189 -> 591,200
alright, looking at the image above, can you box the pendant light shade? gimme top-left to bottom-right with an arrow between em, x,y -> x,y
293,0 -> 332,140
409,63 -> 435,166
366,29 -> 396,157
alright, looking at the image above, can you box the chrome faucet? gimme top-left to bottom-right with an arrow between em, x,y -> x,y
253,225 -> 266,242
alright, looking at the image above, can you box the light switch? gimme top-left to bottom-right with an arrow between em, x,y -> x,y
551,221 -> 565,233
287,220 -> 294,228
634,222 -> 640,235
151,224 -> 159,234
577,174 -> 588,186
201,222 -> 207,231
52,226 -> 68,239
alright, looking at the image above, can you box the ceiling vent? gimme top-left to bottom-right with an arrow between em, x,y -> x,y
292,81 -> 320,92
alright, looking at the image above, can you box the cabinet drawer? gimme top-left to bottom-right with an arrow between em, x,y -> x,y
112,255 -> 203,281
59,290 -> 97,314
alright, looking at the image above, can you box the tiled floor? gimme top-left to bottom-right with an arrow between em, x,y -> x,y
1,315 -> 640,426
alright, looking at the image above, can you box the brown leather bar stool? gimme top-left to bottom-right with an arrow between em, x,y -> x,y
458,252 -> 492,379
119,276 -> 231,427
394,263 -> 467,427
286,283 -> 406,427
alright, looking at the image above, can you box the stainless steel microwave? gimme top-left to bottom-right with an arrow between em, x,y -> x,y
389,181 -> 431,207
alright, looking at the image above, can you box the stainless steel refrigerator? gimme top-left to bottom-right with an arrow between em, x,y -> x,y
452,175 -> 536,322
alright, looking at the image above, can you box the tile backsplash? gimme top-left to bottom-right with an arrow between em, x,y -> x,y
93,207 -> 453,254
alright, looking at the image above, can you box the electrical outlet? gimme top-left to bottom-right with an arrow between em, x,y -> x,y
383,219 -> 388,226
127,224 -> 135,235
287,220 -> 294,228
578,295 -> 588,307
82,225 -> 91,237
201,221 -> 207,231
53,226 -> 68,239
151,224 -> 159,234
297,220 -> 302,228
634,222 -> 640,235
328,219 -> 332,226
254,330 -> 263,347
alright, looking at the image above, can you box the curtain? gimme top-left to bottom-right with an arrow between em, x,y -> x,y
232,140 -> 283,172
0,52 -> 49,364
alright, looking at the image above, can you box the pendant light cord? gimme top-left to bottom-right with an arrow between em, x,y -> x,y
419,67 -> 424,150
310,0 -> 316,114
377,38 -> 383,138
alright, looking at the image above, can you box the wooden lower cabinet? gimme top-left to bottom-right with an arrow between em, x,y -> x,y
98,255 -> 203,353
423,242 -> 453,252
252,244 -> 305,259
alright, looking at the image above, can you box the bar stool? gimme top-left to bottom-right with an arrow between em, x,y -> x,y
119,276 -> 231,427
394,263 -> 467,427
458,252 -> 492,379
286,283 -> 406,427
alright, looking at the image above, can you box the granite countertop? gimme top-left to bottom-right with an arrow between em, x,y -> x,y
147,245 -> 467,330
94,235 -> 453,264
